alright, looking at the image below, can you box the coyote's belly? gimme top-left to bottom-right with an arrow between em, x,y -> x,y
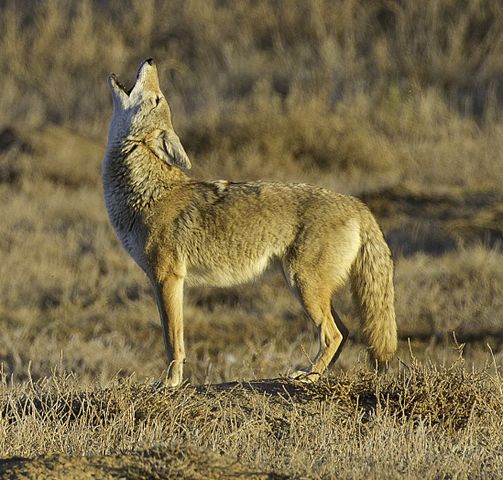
185,252 -> 273,287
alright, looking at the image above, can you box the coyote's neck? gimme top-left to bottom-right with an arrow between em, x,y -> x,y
103,140 -> 189,216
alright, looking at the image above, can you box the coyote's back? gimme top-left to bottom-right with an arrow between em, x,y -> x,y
102,59 -> 397,386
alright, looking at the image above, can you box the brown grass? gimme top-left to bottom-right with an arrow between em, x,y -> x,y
1,361 -> 502,479
0,0 -> 502,478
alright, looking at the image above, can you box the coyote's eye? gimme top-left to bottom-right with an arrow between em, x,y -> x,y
154,96 -> 162,107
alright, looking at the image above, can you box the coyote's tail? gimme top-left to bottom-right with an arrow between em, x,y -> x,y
351,208 -> 397,364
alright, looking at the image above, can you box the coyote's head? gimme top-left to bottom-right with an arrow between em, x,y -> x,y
107,58 -> 191,170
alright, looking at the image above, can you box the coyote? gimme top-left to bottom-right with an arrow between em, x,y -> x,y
103,59 -> 397,386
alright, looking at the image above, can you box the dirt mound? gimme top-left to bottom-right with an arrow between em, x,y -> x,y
14,358 -> 498,440
0,363 -> 501,479
3,364 -> 500,436
0,444 -> 285,480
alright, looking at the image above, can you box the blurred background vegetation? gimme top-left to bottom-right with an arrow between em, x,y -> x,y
0,0 -> 502,383
2,0 -> 503,188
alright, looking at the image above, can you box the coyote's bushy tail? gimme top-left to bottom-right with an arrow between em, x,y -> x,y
351,209 -> 397,363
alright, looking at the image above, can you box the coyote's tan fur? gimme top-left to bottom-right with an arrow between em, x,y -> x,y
102,59 -> 397,386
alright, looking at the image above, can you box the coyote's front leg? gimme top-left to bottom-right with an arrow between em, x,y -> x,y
153,274 -> 185,387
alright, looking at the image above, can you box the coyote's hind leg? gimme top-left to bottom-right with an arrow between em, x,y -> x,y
282,242 -> 356,381
282,266 -> 348,380
296,282 -> 346,378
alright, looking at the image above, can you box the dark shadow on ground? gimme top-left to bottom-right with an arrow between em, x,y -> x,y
361,187 -> 503,256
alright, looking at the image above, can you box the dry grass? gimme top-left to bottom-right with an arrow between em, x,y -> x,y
0,0 -> 503,478
0,361 -> 502,479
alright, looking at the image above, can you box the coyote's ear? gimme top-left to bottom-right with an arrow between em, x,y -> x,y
108,74 -> 128,109
147,129 -> 192,170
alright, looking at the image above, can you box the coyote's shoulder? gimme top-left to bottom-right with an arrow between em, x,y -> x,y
103,59 -> 397,386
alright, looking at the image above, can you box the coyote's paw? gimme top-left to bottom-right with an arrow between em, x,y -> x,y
149,375 -> 183,390
289,370 -> 320,383
149,378 -> 183,391
164,377 -> 183,388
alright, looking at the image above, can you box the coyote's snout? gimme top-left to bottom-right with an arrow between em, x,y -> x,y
103,59 -> 397,386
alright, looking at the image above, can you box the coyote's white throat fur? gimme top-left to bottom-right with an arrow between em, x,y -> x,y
102,59 -> 397,386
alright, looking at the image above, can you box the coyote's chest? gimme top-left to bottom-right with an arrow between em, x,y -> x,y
115,225 -> 149,272
104,189 -> 150,273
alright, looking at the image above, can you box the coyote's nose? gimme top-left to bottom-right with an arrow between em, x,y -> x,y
145,58 -> 155,66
